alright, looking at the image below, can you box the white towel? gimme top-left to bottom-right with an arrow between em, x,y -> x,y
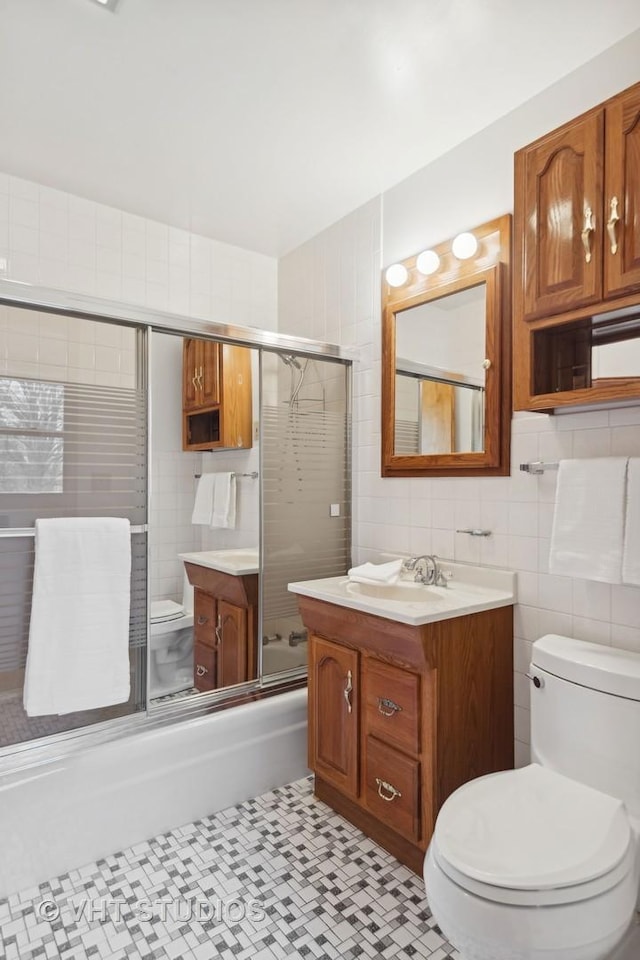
211,472 -> 236,529
347,558 -> 403,585
623,458 -> 640,586
191,473 -> 216,525
23,517 -> 132,717
549,458 -> 627,584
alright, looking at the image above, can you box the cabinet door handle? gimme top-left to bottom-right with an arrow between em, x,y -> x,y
196,664 -> 208,678
197,366 -> 204,390
607,196 -> 620,255
197,615 -> 209,625
376,778 -> 402,802
192,374 -> 199,392
343,669 -> 353,714
377,697 -> 402,717
215,614 -> 223,647
581,206 -> 595,263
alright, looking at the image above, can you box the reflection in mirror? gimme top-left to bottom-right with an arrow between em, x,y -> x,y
382,214 -> 511,477
394,283 -> 486,455
149,331 -> 260,707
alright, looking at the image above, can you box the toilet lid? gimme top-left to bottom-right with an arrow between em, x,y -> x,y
150,600 -> 185,623
435,764 -> 631,890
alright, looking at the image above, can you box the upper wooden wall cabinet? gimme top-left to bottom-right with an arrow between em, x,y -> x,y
182,339 -> 253,450
514,81 -> 640,410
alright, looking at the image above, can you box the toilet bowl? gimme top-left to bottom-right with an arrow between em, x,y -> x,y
149,573 -> 194,699
423,634 -> 640,960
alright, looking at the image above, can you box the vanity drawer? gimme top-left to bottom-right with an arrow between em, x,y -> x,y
194,641 -> 216,691
194,590 -> 216,647
363,658 -> 420,755
364,736 -> 420,843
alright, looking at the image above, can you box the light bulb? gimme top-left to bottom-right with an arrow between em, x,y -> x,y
416,250 -> 440,276
385,264 -> 408,287
452,232 -> 478,260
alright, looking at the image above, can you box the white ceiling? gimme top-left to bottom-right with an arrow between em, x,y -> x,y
1,0 -> 640,257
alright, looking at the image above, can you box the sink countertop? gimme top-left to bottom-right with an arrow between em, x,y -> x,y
288,560 -> 516,626
179,548 -> 259,576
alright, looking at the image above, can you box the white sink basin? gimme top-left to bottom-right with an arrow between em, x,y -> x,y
346,581 -> 432,602
288,562 -> 516,626
179,548 -> 259,576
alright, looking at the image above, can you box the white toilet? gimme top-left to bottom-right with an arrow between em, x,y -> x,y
424,634 -> 640,960
149,573 -> 194,699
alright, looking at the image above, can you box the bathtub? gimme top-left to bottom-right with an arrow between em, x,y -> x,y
0,689 -> 308,897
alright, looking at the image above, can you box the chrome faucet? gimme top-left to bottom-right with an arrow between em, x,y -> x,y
403,555 -> 448,587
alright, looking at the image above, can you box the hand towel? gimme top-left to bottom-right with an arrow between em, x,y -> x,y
211,472 -> 236,529
549,458 -> 627,583
347,558 -> 403,585
23,517 -> 132,717
191,473 -> 216,525
623,458 -> 640,586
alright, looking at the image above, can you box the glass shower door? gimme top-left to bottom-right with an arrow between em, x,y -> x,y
260,352 -> 351,677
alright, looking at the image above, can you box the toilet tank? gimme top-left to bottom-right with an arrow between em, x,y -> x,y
530,634 -> 640,819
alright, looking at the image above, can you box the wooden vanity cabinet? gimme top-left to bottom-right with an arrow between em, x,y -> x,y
184,562 -> 258,692
514,81 -> 640,411
302,597 -> 514,874
182,339 -> 252,451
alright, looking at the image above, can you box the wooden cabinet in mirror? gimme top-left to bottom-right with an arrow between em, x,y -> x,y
381,214 -> 511,477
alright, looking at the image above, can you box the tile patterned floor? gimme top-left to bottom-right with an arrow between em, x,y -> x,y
0,689 -> 133,748
0,777 -> 459,960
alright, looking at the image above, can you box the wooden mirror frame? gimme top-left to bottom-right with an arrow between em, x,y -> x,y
381,214 -> 512,477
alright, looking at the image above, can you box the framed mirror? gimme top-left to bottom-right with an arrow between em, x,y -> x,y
382,215 -> 511,476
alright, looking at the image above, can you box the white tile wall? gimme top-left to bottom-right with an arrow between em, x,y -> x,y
0,174 -> 278,331
278,196 -> 640,769
0,172 -> 278,606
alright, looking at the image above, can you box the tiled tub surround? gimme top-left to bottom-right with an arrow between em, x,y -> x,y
0,778 -> 460,960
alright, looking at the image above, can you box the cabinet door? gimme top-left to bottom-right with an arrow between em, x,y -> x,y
517,111 -> 604,320
194,589 -> 216,647
200,340 -> 221,408
605,88 -> 640,297
216,599 -> 248,688
183,339 -> 201,411
308,635 -> 359,799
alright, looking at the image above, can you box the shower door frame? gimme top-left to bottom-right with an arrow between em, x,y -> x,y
0,279 -> 353,771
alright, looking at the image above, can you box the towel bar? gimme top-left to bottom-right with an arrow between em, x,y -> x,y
519,461 -> 559,475
0,524 -> 148,539
194,471 -> 258,480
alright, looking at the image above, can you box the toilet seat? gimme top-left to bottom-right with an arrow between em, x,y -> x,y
432,764 -> 633,906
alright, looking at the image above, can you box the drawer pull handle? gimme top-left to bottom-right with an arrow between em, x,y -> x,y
344,670 -> 353,714
376,778 -> 402,802
607,196 -> 620,255
197,615 -> 209,625
581,205 -> 594,264
196,664 -> 208,677
377,697 -> 402,717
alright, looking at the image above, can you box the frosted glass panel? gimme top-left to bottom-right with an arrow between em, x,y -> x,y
260,353 -> 350,677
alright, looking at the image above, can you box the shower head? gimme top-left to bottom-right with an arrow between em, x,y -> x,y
280,353 -> 302,370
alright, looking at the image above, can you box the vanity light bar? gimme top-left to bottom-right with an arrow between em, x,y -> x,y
385,231 -> 479,287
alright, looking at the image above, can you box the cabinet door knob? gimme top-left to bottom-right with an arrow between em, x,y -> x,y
377,697 -> 402,717
607,196 -> 620,255
376,778 -> 402,802
581,205 -> 595,263
196,664 -> 208,677
343,669 -> 353,714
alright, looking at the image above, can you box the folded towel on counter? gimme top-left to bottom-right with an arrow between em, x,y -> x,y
211,472 -> 236,529
549,458 -> 627,583
347,558 -> 403,585
23,517 -> 132,717
191,473 -> 217,525
623,458 -> 640,586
